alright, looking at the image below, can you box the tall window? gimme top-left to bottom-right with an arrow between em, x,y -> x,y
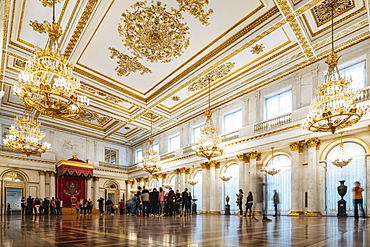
223,165 -> 239,212
339,61 -> 366,90
223,109 -> 242,134
135,149 -> 142,163
192,124 -> 204,143
153,142 -> 159,154
168,134 -> 180,152
105,148 -> 118,164
264,88 -> 292,120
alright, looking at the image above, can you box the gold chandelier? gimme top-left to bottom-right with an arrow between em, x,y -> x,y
14,1 -> 89,118
304,0 -> 368,134
332,133 -> 352,168
139,114 -> 162,174
118,1 -> 190,63
3,108 -> 51,156
192,77 -> 224,160
261,148 -> 280,176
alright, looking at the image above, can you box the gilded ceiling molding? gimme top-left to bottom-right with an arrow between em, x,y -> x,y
295,0 -> 327,16
176,0 -> 213,25
250,44 -> 265,54
171,96 -> 180,101
188,62 -> 235,91
312,0 -> 354,26
108,47 -> 152,76
72,109 -> 110,125
64,0 -> 99,58
38,0 -> 63,8
1,0 -> 11,78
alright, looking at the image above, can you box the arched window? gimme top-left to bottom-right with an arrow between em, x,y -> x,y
193,171 -> 202,211
326,142 -> 366,215
223,164 -> 239,212
3,172 -> 25,182
266,155 -> 291,215
169,175 -> 177,190
151,179 -> 158,189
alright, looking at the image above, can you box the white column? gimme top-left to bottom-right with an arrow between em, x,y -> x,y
237,154 -> 245,192
179,168 -> 186,192
248,151 -> 261,213
289,142 -> 303,215
39,171 -> 46,199
215,162 -> 221,213
366,155 -> 370,216
305,137 -> 321,215
86,178 -> 92,200
158,174 -> 164,188
93,177 -> 100,209
209,162 -> 216,212
201,162 -> 209,213
49,172 -> 56,198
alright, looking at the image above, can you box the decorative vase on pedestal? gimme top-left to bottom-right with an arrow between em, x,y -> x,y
225,195 -> 230,215
337,180 -> 347,217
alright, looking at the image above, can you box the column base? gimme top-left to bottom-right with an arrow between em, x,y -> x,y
208,211 -> 221,214
288,211 -> 304,216
200,211 -> 208,214
252,211 -> 262,215
305,211 -> 322,216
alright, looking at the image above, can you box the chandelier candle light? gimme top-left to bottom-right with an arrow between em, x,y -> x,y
261,147 -> 281,176
14,0 -> 89,118
304,0 -> 368,134
3,108 -> 51,156
139,113 -> 162,174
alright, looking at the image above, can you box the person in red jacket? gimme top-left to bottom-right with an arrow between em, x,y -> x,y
119,199 -> 124,215
166,188 -> 175,216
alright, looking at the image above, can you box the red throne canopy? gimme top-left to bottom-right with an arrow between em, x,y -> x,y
56,155 -> 94,207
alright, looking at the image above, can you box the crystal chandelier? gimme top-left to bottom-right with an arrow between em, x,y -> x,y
303,0 -> 368,134
219,175 -> 232,182
192,79 -> 224,160
332,133 -> 352,168
139,114 -> 162,174
3,108 -> 51,156
261,148 -> 280,176
14,1 -> 89,118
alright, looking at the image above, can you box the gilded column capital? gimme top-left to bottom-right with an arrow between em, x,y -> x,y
179,167 -> 187,173
248,151 -> 261,161
135,178 -> 141,183
93,176 -> 100,182
152,174 -> 158,179
209,160 -> 220,168
38,170 -> 46,176
305,137 -> 320,150
236,154 -> 245,161
49,171 -> 56,177
157,173 -> 164,179
200,162 -> 210,170
289,141 -> 304,153
185,168 -> 190,174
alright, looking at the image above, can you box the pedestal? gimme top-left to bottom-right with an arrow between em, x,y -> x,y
225,204 -> 230,215
337,199 -> 347,217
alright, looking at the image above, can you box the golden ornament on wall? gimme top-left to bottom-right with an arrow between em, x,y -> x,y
171,96 -> 180,101
250,44 -> 265,54
176,0 -> 213,25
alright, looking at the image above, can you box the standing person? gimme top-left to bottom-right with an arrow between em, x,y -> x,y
26,196 -> 32,215
59,199 -> 63,215
7,203 -> 11,215
50,198 -> 56,215
136,186 -> 143,216
174,189 -> 181,216
167,188 -> 175,216
141,186 -> 150,216
353,181 -> 366,219
131,194 -> 138,216
97,197 -> 104,215
55,199 -> 61,215
21,197 -> 26,215
106,197 -> 113,215
87,199 -> 92,215
119,199 -> 124,215
181,188 -> 189,216
158,187 -> 165,216
245,191 -> 253,217
236,189 -> 244,216
188,192 -> 194,215
44,197 -> 50,215
150,188 -> 159,216
34,198 -> 41,215
273,190 -> 280,216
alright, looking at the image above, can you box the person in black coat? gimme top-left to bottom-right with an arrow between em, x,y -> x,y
44,197 -> 50,215
181,188 -> 189,216
149,188 -> 159,215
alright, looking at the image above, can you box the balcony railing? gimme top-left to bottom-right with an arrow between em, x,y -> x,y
98,161 -> 135,171
0,144 -> 42,157
183,145 -> 194,154
254,113 -> 292,133
160,151 -> 175,161
221,131 -> 239,142
354,86 -> 370,103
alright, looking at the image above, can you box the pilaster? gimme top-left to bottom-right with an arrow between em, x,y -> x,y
93,177 -> 100,209
288,141 -> 304,215
305,137 -> 321,215
49,171 -> 56,198
86,178 -> 92,200
38,170 -> 46,199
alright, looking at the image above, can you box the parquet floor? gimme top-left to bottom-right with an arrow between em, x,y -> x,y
0,214 -> 369,246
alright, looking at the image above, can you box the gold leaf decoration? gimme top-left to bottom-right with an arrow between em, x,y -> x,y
176,0 -> 213,26
250,44 -> 265,54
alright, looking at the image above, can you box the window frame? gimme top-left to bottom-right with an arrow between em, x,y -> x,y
135,148 -> 142,163
264,87 -> 292,121
153,142 -> 159,154
168,133 -> 180,152
222,108 -> 242,134
338,60 -> 366,90
192,123 -> 205,144
104,147 -> 118,164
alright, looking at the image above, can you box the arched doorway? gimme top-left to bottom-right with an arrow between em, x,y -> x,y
265,154 -> 292,215
150,178 -> 158,190
2,171 -> 27,215
223,164 -> 239,213
104,181 -> 120,206
193,171 -> 202,212
325,142 -> 366,215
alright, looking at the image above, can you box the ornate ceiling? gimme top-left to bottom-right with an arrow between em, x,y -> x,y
0,0 -> 369,146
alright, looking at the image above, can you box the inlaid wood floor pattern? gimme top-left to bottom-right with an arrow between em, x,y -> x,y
0,214 -> 369,246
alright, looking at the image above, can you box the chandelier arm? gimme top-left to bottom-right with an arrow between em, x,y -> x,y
208,79 -> 211,111
331,0 -> 334,53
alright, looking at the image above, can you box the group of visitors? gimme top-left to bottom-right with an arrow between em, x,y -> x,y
74,198 -> 93,215
21,196 -> 63,215
236,189 -> 254,217
125,186 -> 195,217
